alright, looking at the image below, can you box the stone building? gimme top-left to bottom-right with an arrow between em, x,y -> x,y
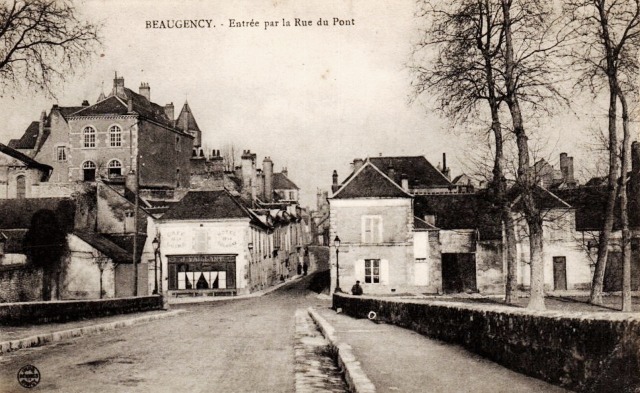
8,75 -> 197,196
0,143 -> 52,199
327,153 -> 616,295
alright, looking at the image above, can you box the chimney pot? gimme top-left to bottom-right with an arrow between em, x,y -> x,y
139,82 -> 150,101
81,100 -> 90,107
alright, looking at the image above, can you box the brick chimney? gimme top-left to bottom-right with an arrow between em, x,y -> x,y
241,150 -> 256,201
560,152 -> 575,186
388,164 -> 395,181
353,158 -> 364,172
139,82 -> 150,101
263,156 -> 274,202
331,170 -> 340,193
442,153 -> 450,179
81,100 -> 90,107
401,173 -> 409,192
113,74 -> 125,97
164,102 -> 174,122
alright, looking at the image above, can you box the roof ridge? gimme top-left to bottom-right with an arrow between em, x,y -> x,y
331,161 -> 412,199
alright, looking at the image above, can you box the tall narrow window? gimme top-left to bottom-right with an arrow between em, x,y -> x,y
83,161 -> 96,181
175,136 -> 181,151
56,146 -> 67,161
83,126 -> 96,148
108,160 -> 122,177
109,125 -> 122,147
362,216 -> 383,243
16,175 -> 26,199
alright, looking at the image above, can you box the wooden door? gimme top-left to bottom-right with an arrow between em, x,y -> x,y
553,257 -> 567,291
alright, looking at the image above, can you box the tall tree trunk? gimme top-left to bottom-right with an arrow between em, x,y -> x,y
618,88 -> 632,312
590,83 -> 619,305
501,0 -> 545,310
480,0 -> 517,304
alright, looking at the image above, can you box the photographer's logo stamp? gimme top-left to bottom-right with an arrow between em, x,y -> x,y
17,365 -> 40,388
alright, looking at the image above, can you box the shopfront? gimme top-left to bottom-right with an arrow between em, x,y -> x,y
167,254 -> 236,290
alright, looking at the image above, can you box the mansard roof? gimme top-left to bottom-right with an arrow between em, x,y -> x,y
332,162 -> 412,199
176,102 -> 201,131
273,172 -> 299,190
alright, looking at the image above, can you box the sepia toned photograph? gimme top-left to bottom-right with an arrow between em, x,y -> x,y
0,0 -> 639,392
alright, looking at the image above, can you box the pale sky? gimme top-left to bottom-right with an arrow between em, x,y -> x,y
0,0 -> 599,207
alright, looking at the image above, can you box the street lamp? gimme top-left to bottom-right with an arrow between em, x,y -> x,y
152,236 -> 160,295
334,235 -> 342,293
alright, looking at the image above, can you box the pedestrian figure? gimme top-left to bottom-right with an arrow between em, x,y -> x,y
303,262 -> 308,276
351,280 -> 363,295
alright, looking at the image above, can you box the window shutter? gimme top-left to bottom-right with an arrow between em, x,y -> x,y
354,259 -> 365,281
414,233 -> 428,259
380,259 -> 389,285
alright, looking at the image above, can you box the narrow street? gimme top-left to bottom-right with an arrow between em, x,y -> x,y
0,273 -> 336,393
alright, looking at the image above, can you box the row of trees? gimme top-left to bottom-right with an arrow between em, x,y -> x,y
411,0 -> 640,310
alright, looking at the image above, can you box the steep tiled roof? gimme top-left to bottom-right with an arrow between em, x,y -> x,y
0,143 -> 52,173
161,190 -> 251,220
273,172 -> 299,190
8,121 -> 40,149
332,162 -> 411,199
72,88 -> 183,131
0,198 -> 76,231
74,231 -> 131,263
414,193 -> 502,240
176,102 -> 200,131
57,106 -> 84,118
368,156 -> 452,188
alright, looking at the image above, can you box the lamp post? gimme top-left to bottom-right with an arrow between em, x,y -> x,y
334,235 -> 342,293
248,242 -> 254,289
152,236 -> 160,295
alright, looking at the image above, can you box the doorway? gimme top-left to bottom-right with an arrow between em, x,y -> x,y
553,256 -> 567,291
441,253 -> 477,293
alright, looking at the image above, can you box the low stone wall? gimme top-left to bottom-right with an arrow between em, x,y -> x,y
333,294 -> 640,393
0,295 -> 163,326
0,265 -> 43,303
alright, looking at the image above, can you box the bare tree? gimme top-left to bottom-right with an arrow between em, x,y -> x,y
411,0 -> 521,303
0,0 -> 101,97
412,0 -> 568,309
565,0 -> 640,308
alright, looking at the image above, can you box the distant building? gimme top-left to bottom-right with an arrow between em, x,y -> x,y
0,143 -> 52,199
327,153 -> 613,295
8,75 -> 198,195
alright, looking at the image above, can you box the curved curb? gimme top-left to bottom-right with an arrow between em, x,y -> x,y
307,307 -> 376,393
0,310 -> 186,355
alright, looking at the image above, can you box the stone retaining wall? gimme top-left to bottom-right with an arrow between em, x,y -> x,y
0,295 -> 163,326
333,294 -> 640,393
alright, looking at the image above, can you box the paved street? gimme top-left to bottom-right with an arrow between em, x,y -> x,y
1,269 -> 568,393
0,274 -> 335,393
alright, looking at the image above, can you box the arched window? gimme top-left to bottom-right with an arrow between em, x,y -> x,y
108,160 -> 122,177
82,161 -> 96,181
83,126 -> 96,148
109,125 -> 122,147
16,175 -> 26,199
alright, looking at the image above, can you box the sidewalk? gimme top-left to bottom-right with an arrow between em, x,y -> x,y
313,307 -> 569,393
0,309 -> 185,354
